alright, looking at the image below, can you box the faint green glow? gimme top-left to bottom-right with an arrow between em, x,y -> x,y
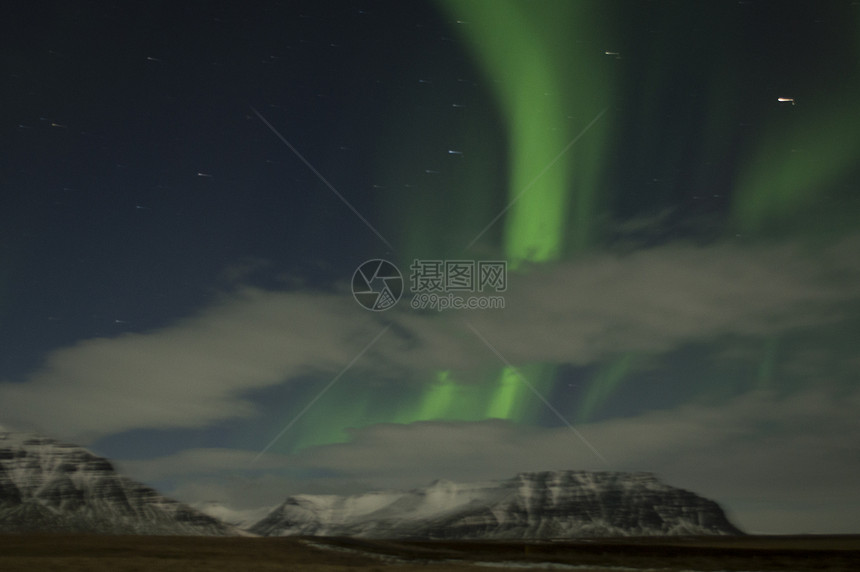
577,353 -> 635,423
484,363 -> 557,422
756,337 -> 779,391
732,102 -> 860,237
378,109 -> 503,262
485,366 -> 523,419
289,380 -> 372,450
429,0 -> 614,429
414,370 -> 457,421
391,370 -> 491,426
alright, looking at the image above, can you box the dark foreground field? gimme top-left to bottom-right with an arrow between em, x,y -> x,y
0,534 -> 858,571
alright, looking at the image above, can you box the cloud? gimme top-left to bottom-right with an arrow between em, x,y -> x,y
463,237 -> 858,365
0,290 -> 378,441
1,236 -> 858,441
118,448 -> 291,481
125,387 -> 860,534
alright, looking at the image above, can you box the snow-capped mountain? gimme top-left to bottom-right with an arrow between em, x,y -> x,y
193,501 -> 276,530
0,430 -> 238,535
251,471 -> 742,539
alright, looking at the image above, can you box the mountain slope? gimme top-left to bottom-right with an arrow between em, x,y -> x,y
193,501 -> 276,530
251,471 -> 742,539
0,431 -> 237,535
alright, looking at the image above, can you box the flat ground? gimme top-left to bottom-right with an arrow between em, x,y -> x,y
0,534 -> 857,571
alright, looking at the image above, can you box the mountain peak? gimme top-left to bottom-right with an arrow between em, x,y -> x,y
251,470 -> 742,539
0,430 -> 239,535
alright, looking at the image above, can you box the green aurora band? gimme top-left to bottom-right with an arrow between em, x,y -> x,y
731,100 -> 860,238
576,353 -> 636,423
282,0 -> 625,452
429,0 -> 622,436
268,2 -> 860,454
437,0 -> 615,264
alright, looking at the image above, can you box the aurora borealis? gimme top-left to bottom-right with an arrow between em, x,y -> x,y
274,0 -> 860,453
2,0 -> 860,534
439,0 -> 615,264
275,0 -> 616,446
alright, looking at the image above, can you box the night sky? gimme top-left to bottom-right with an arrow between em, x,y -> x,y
2,1 -> 860,534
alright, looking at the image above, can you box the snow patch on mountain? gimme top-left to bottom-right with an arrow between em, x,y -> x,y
193,501 -> 274,531
0,430 -> 239,535
251,471 -> 742,539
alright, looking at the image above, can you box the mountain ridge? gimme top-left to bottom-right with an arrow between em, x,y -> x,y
0,430 -> 240,535
0,428 -> 743,540
250,470 -> 743,539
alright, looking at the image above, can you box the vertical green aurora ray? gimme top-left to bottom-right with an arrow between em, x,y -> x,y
393,369 -> 502,424
378,99 -> 505,263
576,353 -> 636,423
414,370 -> 457,421
730,6 -> 860,239
408,370 -> 487,423
432,0 -> 619,428
485,363 -> 557,421
729,12 -> 860,396
484,366 -> 521,419
289,378 -> 374,450
281,3 -> 622,452
438,0 -> 615,265
369,0 -> 615,435
731,102 -> 860,238
384,1 -> 626,432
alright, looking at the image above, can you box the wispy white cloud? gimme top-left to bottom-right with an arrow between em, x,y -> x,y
0,290 -> 376,441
